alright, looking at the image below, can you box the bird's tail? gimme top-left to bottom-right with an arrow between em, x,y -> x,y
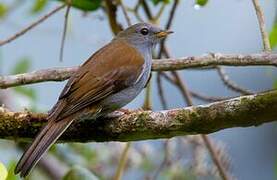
14,117 -> 74,177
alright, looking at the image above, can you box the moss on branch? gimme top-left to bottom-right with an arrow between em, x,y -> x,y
0,90 -> 277,143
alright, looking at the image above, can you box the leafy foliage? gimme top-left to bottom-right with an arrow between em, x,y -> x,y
274,79 -> 277,90
13,87 -> 37,101
11,58 -> 37,101
151,0 -> 171,5
11,57 -> 31,75
270,22 -> 277,48
57,0 -> 102,11
195,0 -> 208,6
0,3 -> 7,18
0,161 -> 8,180
31,0 -> 49,14
6,161 -> 20,180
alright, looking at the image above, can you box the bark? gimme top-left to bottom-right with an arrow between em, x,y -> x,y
1,53 -> 277,88
0,90 -> 276,143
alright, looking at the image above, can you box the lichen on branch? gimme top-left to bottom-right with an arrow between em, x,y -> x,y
0,90 -> 276,143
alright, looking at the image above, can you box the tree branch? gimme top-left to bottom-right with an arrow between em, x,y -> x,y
59,1 -> 71,62
216,66 -> 253,95
0,90 -> 276,142
1,53 -> 277,89
252,0 -> 271,52
0,4 -> 66,46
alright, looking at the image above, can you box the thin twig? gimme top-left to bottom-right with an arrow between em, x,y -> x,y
155,0 -> 179,111
216,66 -> 253,95
104,0 -> 123,35
158,0 -> 179,58
157,73 -> 168,109
211,0 -> 265,120
119,0 -> 132,26
0,4 -> 66,46
143,82 -> 152,110
165,0 -> 179,30
113,143 -> 131,179
160,72 -> 228,102
252,0 -> 271,52
171,71 -> 193,105
173,71 -> 230,180
174,72 -> 230,180
141,0 -> 153,20
162,49 -> 231,180
160,71 -> 228,102
59,1 -> 71,62
151,140 -> 170,180
189,90 -> 228,102
153,3 -> 166,22
200,135 -> 230,180
113,142 -> 131,180
38,155 -> 68,180
160,72 -> 176,83
131,0 -> 144,22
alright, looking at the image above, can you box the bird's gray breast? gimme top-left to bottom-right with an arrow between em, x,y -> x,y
101,52 -> 152,112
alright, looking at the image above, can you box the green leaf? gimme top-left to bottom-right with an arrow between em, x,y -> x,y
57,0 -> 101,11
14,86 -> 37,101
151,0 -> 171,5
140,158 -> 155,172
270,22 -> 277,48
31,0 -> 48,14
7,161 -> 20,180
196,0 -> 208,6
63,166 -> 99,180
273,79 -> 277,89
0,161 -> 8,180
0,3 -> 8,18
11,57 -> 31,74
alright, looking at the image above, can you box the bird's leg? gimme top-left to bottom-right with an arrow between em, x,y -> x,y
117,108 -> 133,114
144,72 -> 152,88
104,109 -> 132,119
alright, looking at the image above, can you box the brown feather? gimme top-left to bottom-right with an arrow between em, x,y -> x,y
15,116 -> 74,177
15,39 -> 145,177
55,39 -> 145,120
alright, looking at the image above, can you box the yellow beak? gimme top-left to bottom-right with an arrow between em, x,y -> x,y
155,30 -> 174,38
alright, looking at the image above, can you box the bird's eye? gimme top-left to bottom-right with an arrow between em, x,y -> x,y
140,28 -> 149,35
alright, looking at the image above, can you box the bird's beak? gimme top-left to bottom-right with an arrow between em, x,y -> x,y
155,30 -> 174,38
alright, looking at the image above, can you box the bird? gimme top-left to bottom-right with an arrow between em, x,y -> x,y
14,22 -> 173,177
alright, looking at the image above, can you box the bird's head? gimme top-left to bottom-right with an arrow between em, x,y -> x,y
116,23 -> 173,47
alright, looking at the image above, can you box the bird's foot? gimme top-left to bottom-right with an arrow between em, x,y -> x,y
116,108 -> 133,114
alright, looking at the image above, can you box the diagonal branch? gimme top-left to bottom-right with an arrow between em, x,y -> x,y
104,0 -> 123,35
0,90 -> 276,142
216,66 -> 253,95
1,53 -> 277,89
119,0 -> 132,26
252,0 -> 271,52
59,1 -> 71,62
0,4 -> 66,46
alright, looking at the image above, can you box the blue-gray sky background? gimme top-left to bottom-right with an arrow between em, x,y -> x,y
1,0 -> 277,179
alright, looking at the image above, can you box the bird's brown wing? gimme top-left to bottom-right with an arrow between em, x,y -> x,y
15,39 -> 145,177
53,39 -> 145,120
